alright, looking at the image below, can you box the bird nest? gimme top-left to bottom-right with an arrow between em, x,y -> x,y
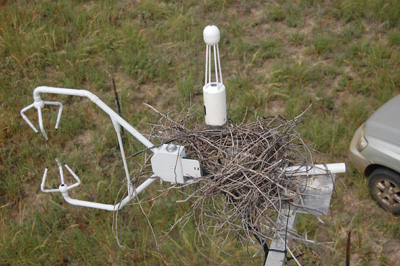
127,105 -> 326,259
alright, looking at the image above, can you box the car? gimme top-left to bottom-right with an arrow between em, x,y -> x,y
349,94 -> 400,214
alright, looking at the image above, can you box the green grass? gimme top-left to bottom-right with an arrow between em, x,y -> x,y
1,0 -> 400,265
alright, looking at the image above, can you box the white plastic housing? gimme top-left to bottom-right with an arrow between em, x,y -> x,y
151,144 -> 201,184
203,82 -> 227,126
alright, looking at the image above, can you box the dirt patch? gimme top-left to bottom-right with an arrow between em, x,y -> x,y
265,98 -> 285,116
17,183 -> 49,223
113,71 -> 137,94
75,129 -> 93,150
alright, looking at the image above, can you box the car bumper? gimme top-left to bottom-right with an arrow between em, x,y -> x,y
349,125 -> 371,174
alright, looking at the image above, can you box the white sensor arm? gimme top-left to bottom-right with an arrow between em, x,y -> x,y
22,86 -> 156,150
41,157 -> 81,193
21,100 -> 63,139
21,86 -> 161,211
41,158 -> 158,211
284,163 -> 346,176
22,86 -> 201,211
60,176 -> 159,211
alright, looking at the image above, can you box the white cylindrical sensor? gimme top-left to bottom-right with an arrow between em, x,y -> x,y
202,25 -> 227,126
203,82 -> 227,126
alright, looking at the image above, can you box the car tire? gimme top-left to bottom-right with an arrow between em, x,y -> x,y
369,168 -> 400,214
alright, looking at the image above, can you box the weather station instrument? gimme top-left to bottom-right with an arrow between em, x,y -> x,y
21,25 -> 345,266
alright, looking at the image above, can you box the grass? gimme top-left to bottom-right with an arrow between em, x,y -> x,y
1,0 -> 400,265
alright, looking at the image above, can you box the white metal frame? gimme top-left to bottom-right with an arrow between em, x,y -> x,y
265,165 -> 346,265
21,86 -> 200,211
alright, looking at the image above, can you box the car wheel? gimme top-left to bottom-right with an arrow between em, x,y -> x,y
369,168 -> 400,214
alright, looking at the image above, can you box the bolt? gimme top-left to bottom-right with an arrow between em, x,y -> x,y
166,143 -> 178,153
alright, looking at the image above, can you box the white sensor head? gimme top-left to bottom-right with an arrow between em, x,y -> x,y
203,25 -> 226,126
203,25 -> 220,46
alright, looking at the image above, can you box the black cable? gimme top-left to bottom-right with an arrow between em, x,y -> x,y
112,78 -> 124,136
265,204 -> 305,265
267,204 -> 290,263
248,221 -> 269,265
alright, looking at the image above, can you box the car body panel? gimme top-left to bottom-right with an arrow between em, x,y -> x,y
349,124 -> 370,173
362,136 -> 400,174
349,94 -> 400,175
365,94 -> 400,147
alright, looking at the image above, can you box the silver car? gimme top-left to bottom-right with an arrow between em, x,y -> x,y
349,94 -> 400,214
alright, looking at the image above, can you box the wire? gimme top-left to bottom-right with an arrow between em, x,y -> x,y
117,208 -> 123,266
112,78 -> 124,136
265,204 -> 305,265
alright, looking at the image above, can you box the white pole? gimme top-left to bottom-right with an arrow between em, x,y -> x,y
112,118 -> 132,196
284,163 -> 346,176
216,44 -> 223,85
44,101 -> 63,129
205,45 -> 208,85
37,106 -> 48,140
55,157 -> 65,184
213,45 -> 219,85
208,45 -> 211,84
20,103 -> 38,133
